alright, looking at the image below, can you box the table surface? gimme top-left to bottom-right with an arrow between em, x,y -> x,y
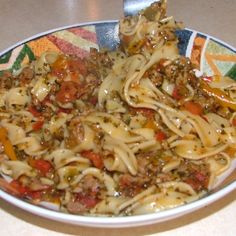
0,0 -> 235,235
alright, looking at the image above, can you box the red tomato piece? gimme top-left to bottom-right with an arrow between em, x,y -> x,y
76,193 -> 99,208
51,55 -> 68,78
81,151 -> 104,169
27,186 -> 52,200
155,130 -> 167,142
135,108 -> 155,119
232,118 -> 236,126
57,107 -> 72,114
30,159 -> 52,176
9,180 -> 28,197
56,81 -> 78,104
172,86 -> 183,100
28,105 -> 41,117
122,35 -> 133,46
119,174 -> 132,187
69,71 -> 80,84
89,95 -> 98,106
41,94 -> 51,105
0,178 -> 21,196
185,171 -> 209,191
28,190 -> 44,200
184,178 -> 202,191
32,117 -> 44,131
67,57 -> 87,76
202,76 -> 213,83
195,171 -> 207,183
156,58 -> 169,71
183,101 -> 203,116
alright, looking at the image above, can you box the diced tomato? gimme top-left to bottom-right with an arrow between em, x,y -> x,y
81,197 -> 98,208
56,81 -> 78,104
41,94 -> 51,105
145,120 -> 158,130
81,150 -> 104,169
185,171 -> 208,191
51,55 -> 68,78
195,171 -> 207,183
201,115 -> 208,122
28,105 -> 41,117
172,86 -> 183,100
155,130 -> 167,142
29,159 -> 52,176
122,35 -> 133,45
89,95 -> 98,106
118,174 -> 143,197
119,174 -> 132,187
76,193 -> 99,208
51,55 -> 87,80
9,180 -> 29,197
202,76 -> 213,83
0,178 -> 21,196
232,118 -> 236,126
183,101 -> 203,116
225,146 -> 236,156
134,108 -> 155,119
32,117 -> 44,131
69,71 -> 80,84
57,107 -> 72,114
27,190 -> 44,200
27,184 -> 52,200
156,58 -> 169,71
184,178 -> 202,191
67,57 -> 87,76
0,178 -> 51,200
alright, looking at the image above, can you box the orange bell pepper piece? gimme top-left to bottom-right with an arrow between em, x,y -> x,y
200,80 -> 236,111
0,127 -> 17,160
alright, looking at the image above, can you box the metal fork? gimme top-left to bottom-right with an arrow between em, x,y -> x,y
123,0 -> 159,16
123,0 -> 236,195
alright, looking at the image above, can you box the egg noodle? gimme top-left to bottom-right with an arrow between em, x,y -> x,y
0,0 -> 236,216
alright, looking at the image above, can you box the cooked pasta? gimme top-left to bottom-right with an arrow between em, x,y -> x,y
0,0 -> 236,216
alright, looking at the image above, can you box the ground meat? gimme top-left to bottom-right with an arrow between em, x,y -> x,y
77,175 -> 101,194
31,95 -> 42,108
17,67 -> 34,86
67,201 -> 87,214
164,57 -> 195,85
41,106 -> 54,119
215,106 -> 231,119
52,127 -> 65,141
67,56 -> 88,77
176,160 -> 210,191
89,48 -> 113,69
148,70 -> 164,87
187,73 -> 200,88
65,117 -> 84,149
67,175 -> 101,213
83,73 -> 100,95
30,95 -> 54,119
193,90 -> 219,113
0,71 -> 13,89
118,174 -> 149,197
143,1 -> 166,21
136,151 -> 163,177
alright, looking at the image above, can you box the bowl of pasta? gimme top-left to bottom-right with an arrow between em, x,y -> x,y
0,0 -> 236,228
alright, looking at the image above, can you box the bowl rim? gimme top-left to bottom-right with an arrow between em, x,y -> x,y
0,20 -> 236,57
0,181 -> 235,227
0,20 -> 236,228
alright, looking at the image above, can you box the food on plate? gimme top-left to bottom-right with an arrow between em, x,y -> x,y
0,0 -> 236,216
